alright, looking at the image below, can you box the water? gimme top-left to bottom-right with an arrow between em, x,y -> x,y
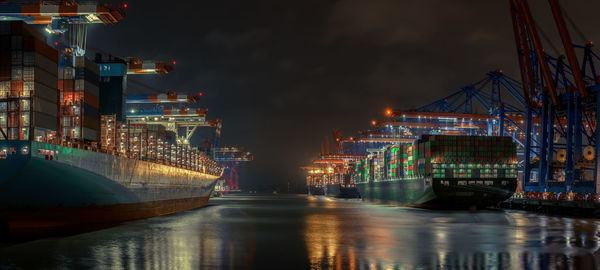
1,195 -> 600,269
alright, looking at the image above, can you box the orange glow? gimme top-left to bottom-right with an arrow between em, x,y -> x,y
371,120 -> 377,125
385,108 -> 393,116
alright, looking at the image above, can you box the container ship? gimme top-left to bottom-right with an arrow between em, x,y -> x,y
303,153 -> 363,199
354,135 -> 518,208
0,21 -> 223,235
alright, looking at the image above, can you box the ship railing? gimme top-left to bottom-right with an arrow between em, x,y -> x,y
34,139 -> 223,176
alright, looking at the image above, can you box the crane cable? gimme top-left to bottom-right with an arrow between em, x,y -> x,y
560,4 -> 589,44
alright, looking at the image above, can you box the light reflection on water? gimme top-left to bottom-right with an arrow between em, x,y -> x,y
1,195 -> 600,269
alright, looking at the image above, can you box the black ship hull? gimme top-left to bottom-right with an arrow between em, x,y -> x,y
356,177 -> 516,208
324,184 -> 361,199
308,185 -> 325,196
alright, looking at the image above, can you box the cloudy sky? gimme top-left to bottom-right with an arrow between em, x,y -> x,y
87,0 -> 600,187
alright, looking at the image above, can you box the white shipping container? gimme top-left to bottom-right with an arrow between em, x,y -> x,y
23,66 -> 34,81
75,56 -> 85,68
75,79 -> 84,91
0,82 -> 8,98
60,67 -> 74,79
10,67 -> 22,80
22,81 -> 34,97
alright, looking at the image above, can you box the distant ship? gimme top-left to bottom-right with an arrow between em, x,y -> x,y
308,185 -> 325,196
355,135 -> 518,208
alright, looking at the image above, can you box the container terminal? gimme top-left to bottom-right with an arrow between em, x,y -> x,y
0,1 -> 252,236
303,0 -> 600,215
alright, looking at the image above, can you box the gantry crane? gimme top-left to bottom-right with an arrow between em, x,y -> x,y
126,57 -> 175,75
508,0 -> 600,196
0,1 -> 126,55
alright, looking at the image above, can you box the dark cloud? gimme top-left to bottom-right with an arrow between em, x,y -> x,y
205,28 -> 272,49
326,0 -> 472,46
87,0 -> 600,187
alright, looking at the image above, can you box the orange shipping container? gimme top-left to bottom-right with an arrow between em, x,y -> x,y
10,80 -> 22,97
83,91 -> 99,108
83,116 -> 100,130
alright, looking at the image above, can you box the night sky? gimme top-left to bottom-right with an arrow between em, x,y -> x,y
86,0 -> 600,187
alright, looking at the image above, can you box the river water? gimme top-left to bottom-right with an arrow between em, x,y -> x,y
1,194 -> 600,269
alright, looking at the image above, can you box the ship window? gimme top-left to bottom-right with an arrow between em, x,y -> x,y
485,181 -> 494,186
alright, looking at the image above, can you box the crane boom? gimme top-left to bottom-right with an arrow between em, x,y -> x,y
0,2 -> 126,25
547,0 -> 587,97
513,0 -> 559,105
126,93 -> 203,104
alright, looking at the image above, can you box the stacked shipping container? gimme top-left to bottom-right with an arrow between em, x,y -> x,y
95,53 -> 127,121
100,114 -> 221,175
356,135 -> 518,183
59,55 -> 101,142
0,21 -> 59,142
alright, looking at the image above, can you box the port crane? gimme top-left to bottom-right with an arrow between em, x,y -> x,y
507,0 -> 600,196
212,146 -> 253,192
0,1 -> 126,56
377,0 -> 600,198
126,57 -> 175,75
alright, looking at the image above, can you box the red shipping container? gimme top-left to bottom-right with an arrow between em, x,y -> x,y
10,80 -> 22,97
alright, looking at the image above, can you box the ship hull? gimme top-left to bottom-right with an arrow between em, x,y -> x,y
356,177 -> 516,208
324,184 -> 361,199
308,185 -> 325,196
0,141 -> 220,235
1,197 -> 210,235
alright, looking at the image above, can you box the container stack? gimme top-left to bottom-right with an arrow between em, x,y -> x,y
59,55 -> 101,143
418,135 -> 517,179
147,124 -> 167,162
98,116 -> 220,175
406,143 -> 414,176
383,145 -> 402,179
94,53 -> 127,121
354,135 -> 518,183
0,21 -> 59,142
100,114 -> 117,153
